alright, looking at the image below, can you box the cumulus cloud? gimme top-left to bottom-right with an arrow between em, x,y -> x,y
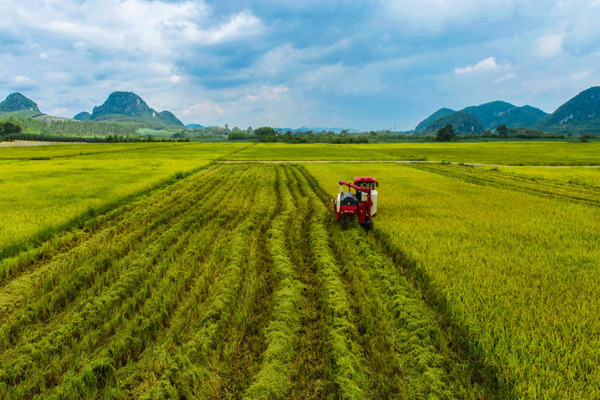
0,1 -> 599,129
1,0 -> 263,54
455,57 -> 499,74
9,75 -> 38,89
536,33 -> 564,57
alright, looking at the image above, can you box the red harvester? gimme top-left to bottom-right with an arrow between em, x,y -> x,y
332,176 -> 378,228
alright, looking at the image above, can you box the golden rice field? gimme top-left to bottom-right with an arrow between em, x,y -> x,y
0,142 -> 599,399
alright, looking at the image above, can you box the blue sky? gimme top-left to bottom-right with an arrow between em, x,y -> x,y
0,0 -> 599,130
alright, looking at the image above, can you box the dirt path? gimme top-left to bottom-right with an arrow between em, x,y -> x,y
217,160 -> 600,167
0,140 -> 86,147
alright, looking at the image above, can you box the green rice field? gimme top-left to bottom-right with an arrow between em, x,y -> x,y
0,142 -> 599,399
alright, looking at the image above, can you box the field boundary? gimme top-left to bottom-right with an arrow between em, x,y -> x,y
217,160 -> 600,167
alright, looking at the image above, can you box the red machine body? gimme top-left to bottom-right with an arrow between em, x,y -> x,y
333,176 -> 379,227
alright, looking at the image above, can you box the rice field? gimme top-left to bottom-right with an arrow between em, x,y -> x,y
1,142 -> 599,399
0,143 -> 250,257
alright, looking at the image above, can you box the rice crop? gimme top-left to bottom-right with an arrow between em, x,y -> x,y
0,142 -> 250,257
2,141 -> 599,399
0,163 -> 478,399
304,162 -> 600,399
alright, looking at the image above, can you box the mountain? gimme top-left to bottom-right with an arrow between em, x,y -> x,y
0,93 -> 41,114
535,87 -> 600,134
73,111 -> 91,121
460,101 -> 515,128
493,105 -> 549,128
415,108 -> 455,131
186,124 -> 207,129
461,101 -> 548,129
84,92 -> 184,128
422,111 -> 485,135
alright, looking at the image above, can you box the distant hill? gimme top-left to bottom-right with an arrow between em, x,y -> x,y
461,101 -> 515,128
415,108 -> 455,131
73,112 -> 91,121
535,87 -> 600,134
493,105 -> 549,128
186,124 -> 207,129
0,93 -> 43,118
81,92 -> 184,128
421,111 -> 485,135
461,101 -> 548,129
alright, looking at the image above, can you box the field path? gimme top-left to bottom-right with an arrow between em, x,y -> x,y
217,160 -> 600,167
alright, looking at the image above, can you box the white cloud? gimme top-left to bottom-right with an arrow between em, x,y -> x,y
2,0 -> 262,54
495,72 -> 516,83
455,57 -> 498,74
181,85 -> 300,127
537,33 -> 564,57
572,70 -> 590,81
378,0 -> 529,31
50,107 -> 68,115
39,52 -> 48,59
194,11 -> 263,45
9,75 -> 37,89
170,75 -> 182,83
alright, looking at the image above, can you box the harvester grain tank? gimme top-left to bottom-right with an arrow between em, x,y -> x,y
332,176 -> 378,228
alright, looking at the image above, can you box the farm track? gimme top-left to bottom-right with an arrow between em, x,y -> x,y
0,163 -> 484,399
411,164 -> 600,206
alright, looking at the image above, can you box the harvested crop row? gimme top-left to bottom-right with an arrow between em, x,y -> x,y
1,162 -> 495,399
243,167 -> 305,399
0,165 -> 259,397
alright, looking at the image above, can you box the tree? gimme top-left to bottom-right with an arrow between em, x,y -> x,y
0,118 -> 23,136
435,124 -> 455,142
496,124 -> 509,138
254,126 -> 276,142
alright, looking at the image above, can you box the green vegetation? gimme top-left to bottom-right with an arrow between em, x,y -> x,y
7,117 -> 139,137
0,162 -> 478,399
0,118 -> 22,136
0,143 -> 250,257
435,123 -> 455,141
421,111 -> 484,135
85,91 -> 184,128
415,107 -> 455,131
1,142 -> 599,398
494,165 -> 600,187
305,162 -> 600,399
535,86 -> 600,134
225,142 -> 600,165
0,93 -> 40,114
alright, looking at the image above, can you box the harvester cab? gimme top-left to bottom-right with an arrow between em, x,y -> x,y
332,176 -> 378,228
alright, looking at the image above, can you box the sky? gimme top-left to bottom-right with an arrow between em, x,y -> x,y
0,0 -> 599,131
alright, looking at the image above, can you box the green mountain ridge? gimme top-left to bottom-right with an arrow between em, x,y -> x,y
535,86 -> 600,134
416,101 -> 550,133
420,111 -> 485,135
82,92 -> 184,128
415,108 -> 455,132
461,101 -> 516,128
73,112 -> 91,121
0,93 -> 41,113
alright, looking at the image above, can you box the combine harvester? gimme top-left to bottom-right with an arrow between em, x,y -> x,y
331,176 -> 378,229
